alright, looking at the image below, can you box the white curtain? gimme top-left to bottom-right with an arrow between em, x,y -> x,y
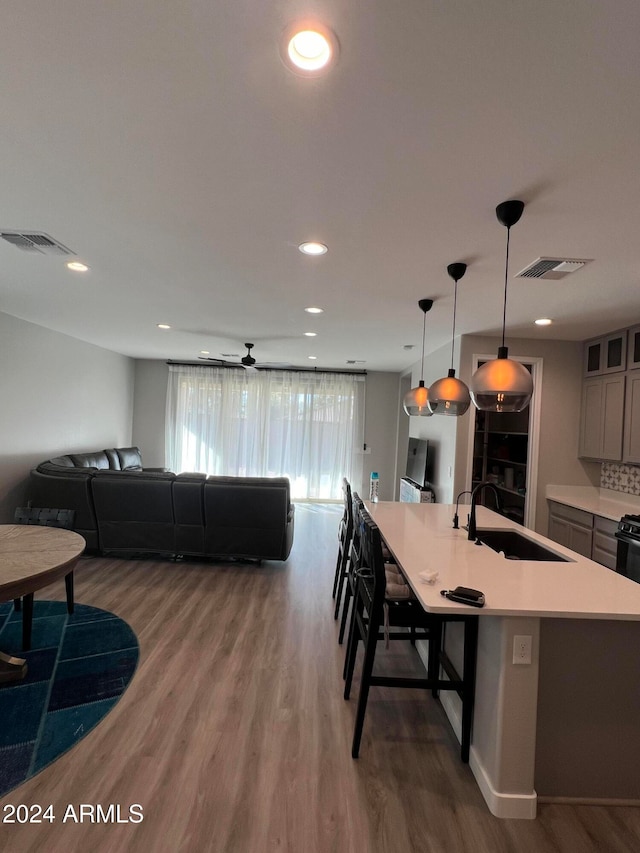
166,364 -> 365,500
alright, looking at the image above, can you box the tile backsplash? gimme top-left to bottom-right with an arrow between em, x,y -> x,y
601,462 -> 640,495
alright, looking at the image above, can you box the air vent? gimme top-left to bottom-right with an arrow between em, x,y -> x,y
516,257 -> 592,280
346,359 -> 366,364
0,231 -> 74,255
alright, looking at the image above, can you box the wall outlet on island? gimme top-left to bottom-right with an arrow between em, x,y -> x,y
513,635 -> 532,665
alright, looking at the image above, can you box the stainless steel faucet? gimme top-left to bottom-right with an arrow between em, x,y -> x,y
467,481 -> 503,541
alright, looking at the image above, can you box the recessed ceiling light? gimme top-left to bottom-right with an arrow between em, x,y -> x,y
281,23 -> 338,75
200,350 -> 210,355
305,306 -> 324,314
157,324 -> 171,330
308,355 -> 318,360
298,241 -> 328,256
535,318 -> 553,326
67,261 -> 89,272
304,332 -> 317,337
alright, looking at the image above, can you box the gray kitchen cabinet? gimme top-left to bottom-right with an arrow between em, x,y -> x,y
584,330 -> 627,376
578,374 -> 625,461
623,372 -> 640,465
547,502 -> 619,567
627,325 -> 640,370
547,501 -> 593,559
592,515 -> 619,570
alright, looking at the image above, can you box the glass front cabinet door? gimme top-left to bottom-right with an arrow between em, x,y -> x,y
584,331 -> 627,376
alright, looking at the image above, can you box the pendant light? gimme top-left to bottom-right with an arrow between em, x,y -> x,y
428,263 -> 471,416
403,298 -> 434,416
469,200 -> 534,413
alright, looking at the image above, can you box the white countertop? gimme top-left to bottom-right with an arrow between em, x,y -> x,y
545,485 -> 640,521
366,501 -> 640,621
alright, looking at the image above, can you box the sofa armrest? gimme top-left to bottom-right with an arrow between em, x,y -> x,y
144,467 -> 171,473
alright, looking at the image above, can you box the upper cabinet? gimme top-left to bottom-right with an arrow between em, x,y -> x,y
584,330 -> 627,376
579,323 -> 640,463
627,325 -> 640,371
579,375 -> 625,461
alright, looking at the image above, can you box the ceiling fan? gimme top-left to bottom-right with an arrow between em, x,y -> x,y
198,342 -> 292,371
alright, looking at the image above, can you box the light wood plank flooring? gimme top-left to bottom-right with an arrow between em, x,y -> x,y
1,503 -> 640,852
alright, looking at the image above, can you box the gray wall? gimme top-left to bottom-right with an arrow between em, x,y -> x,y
132,359 -> 168,468
0,311 -> 134,522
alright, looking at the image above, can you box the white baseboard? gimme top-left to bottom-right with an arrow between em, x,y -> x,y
417,640 -> 538,819
440,692 -> 538,820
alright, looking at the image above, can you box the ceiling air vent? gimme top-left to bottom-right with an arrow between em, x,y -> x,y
346,359 -> 366,365
0,231 -> 74,255
516,257 -> 592,280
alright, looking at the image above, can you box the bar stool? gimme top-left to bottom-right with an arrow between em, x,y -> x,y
343,508 -> 478,763
338,492 -> 366,646
332,478 -> 353,620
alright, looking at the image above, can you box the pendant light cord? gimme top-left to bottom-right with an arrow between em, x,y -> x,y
501,226 -> 511,349
420,308 -> 427,381
450,278 -> 458,371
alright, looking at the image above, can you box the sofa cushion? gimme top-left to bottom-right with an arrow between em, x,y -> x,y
70,451 -> 110,469
116,446 -> 143,471
48,455 -> 75,468
103,448 -> 122,470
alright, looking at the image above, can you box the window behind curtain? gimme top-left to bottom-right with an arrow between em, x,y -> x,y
166,364 -> 365,499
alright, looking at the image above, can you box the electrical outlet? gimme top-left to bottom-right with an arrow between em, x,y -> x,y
513,635 -> 532,665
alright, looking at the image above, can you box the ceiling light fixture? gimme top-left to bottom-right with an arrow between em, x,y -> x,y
535,318 -> 553,326
200,350 -> 210,355
298,241 -> 328,256
281,23 -> 338,75
428,263 -> 471,416
304,331 -> 317,337
157,324 -> 171,330
67,261 -> 89,272
469,200 -> 534,413
308,355 -> 318,360
305,306 -> 324,314
403,298 -> 434,417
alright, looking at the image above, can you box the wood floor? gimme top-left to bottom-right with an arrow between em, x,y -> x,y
1,503 -> 640,852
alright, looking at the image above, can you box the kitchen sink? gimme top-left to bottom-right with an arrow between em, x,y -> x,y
474,529 -> 571,562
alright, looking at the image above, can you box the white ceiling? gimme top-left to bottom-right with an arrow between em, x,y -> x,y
2,2 -> 640,372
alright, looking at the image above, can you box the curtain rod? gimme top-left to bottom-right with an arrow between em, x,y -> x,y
166,360 -> 367,376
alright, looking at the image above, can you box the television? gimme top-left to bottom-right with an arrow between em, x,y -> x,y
405,438 -> 433,488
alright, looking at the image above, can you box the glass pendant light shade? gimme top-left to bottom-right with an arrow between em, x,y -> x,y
469,346 -> 533,412
403,298 -> 434,417
403,380 -> 432,416
428,262 -> 471,416
470,199 -> 534,413
428,369 -> 471,415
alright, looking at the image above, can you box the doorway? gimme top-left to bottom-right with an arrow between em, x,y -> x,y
466,355 -> 542,529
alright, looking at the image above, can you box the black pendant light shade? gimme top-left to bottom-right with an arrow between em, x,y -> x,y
428,263 -> 471,416
403,298 -> 434,416
469,200 -> 533,413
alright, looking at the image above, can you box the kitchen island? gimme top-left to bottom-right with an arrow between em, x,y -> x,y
366,500 -> 640,819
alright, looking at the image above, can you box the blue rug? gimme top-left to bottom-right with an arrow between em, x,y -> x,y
0,601 -> 139,798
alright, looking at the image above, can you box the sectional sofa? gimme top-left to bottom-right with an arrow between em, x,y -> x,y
28,447 -> 295,561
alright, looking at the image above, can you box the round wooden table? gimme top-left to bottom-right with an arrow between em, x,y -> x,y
0,524 -> 86,682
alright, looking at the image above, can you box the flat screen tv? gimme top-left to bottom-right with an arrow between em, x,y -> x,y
405,438 -> 433,488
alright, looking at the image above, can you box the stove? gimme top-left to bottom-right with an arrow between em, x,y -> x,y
615,514 -> 640,582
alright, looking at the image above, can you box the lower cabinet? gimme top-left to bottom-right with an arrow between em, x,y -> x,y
548,501 -> 593,558
547,501 -> 618,569
592,515 -> 619,570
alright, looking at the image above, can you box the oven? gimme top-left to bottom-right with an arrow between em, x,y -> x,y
615,514 -> 640,584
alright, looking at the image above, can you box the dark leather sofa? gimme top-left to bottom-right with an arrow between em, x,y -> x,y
28,448 -> 295,561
